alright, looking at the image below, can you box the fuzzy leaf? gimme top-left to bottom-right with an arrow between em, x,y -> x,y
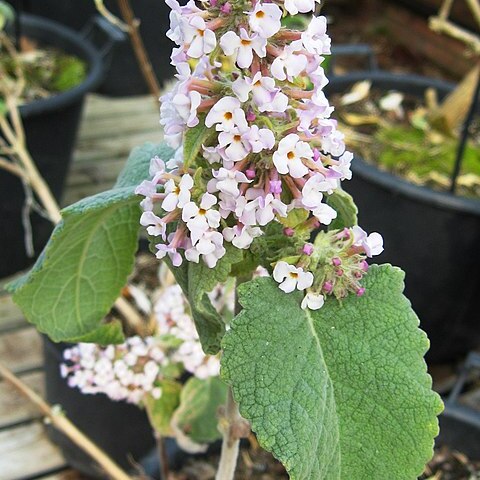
145,380 -> 182,436
326,189 -> 358,230
222,265 -> 442,480
183,114 -> 215,169
168,245 -> 243,355
171,377 -> 227,446
8,143 -> 175,344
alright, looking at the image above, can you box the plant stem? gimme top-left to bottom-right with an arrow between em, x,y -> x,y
216,278 -> 251,480
215,387 -> 241,480
0,362 -> 132,480
116,0 -> 161,102
155,431 -> 170,480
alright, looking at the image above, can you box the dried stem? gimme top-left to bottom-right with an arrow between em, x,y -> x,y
0,362 -> 132,480
116,0 -> 161,102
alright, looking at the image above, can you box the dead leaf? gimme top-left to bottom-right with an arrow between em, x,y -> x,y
340,80 -> 371,105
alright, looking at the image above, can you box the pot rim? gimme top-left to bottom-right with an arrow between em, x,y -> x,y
327,71 -> 480,216
17,14 -> 105,117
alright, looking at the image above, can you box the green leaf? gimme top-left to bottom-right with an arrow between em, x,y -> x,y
183,114 -> 215,169
326,189 -> 358,230
145,380 -> 182,436
8,188 -> 139,343
221,265 -> 443,480
278,208 -> 309,229
8,143 -> 175,344
168,244 -> 243,355
116,142 -> 174,189
171,377 -> 227,446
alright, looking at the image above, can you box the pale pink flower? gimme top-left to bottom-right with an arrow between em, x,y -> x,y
302,16 -> 331,55
140,211 -> 166,240
207,168 -> 251,198
172,90 -> 202,128
271,41 -> 308,81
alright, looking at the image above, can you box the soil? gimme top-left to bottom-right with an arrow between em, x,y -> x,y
166,443 -> 480,480
1,35 -> 86,103
330,87 -> 480,198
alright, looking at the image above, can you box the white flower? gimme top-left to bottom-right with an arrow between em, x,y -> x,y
245,125 -> 276,153
207,168 -> 251,198
312,203 -> 337,225
182,193 -> 221,242
284,0 -> 320,15
218,128 -> 252,162
273,133 -> 312,178
140,211 -> 166,239
220,28 -> 267,68
302,174 -> 332,209
273,261 -> 314,294
183,16 -> 217,58
352,226 -> 384,257
162,174 -> 194,212
205,97 -> 248,132
331,151 -> 353,181
172,90 -> 202,128
185,230 -> 226,267
245,191 -> 288,226
301,292 -> 325,310
302,16 -> 331,55
248,3 -> 282,39
271,40 -> 308,81
223,224 -> 263,249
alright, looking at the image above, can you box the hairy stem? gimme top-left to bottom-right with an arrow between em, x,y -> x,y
215,387 -> 241,480
0,362 -> 132,480
216,278 -> 251,480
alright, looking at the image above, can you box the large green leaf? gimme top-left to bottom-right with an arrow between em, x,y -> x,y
171,377 -> 227,447
326,189 -> 358,230
221,265 -> 442,480
168,244 -> 242,355
8,143 -> 174,344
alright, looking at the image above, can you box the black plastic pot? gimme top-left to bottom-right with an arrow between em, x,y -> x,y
325,72 -> 480,363
43,336 -> 158,478
13,0 -> 183,96
0,14 -> 119,280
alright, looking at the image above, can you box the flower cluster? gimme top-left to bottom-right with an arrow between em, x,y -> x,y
136,0 -> 383,310
61,283 -> 222,404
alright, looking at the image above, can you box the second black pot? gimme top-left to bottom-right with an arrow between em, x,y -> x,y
43,336 -> 158,478
326,72 -> 480,363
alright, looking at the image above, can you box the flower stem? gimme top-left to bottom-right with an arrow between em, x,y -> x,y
215,387 -> 241,480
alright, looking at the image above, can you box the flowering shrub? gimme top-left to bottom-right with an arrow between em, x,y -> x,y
9,1 -> 443,479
